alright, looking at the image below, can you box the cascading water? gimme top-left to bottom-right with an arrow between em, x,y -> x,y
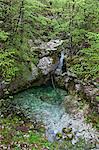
59,50 -> 65,71
55,50 -> 65,75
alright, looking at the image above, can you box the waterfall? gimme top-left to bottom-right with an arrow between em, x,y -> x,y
59,50 -> 64,70
55,50 -> 64,75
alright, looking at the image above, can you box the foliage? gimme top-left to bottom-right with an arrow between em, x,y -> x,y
0,0 -> 99,81
0,0 -> 46,81
48,0 -> 99,80
0,1 -> 98,149
85,111 -> 99,130
0,49 -> 19,80
70,32 -> 99,80
0,30 -> 9,41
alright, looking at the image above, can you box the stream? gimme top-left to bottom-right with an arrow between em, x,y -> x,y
12,86 -> 98,146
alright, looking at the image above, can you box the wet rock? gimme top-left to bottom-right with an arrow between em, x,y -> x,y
40,95 -> 49,101
61,95 -> 79,114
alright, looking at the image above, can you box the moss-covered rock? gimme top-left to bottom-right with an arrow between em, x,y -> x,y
56,132 -> 63,140
62,127 -> 72,134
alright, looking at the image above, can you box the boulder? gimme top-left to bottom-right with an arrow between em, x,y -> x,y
29,39 -> 64,58
37,57 -> 53,75
47,39 -> 63,51
66,133 -> 74,140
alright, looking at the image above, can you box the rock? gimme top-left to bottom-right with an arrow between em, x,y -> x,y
75,83 -> 82,92
39,50 -> 49,58
28,39 -> 34,47
47,39 -> 63,51
40,42 -> 48,50
63,135 -> 69,140
9,96 -> 14,99
72,137 -> 79,145
4,90 -> 9,95
24,62 -> 39,81
34,39 -> 42,45
0,39 -> 64,98
37,57 -> 53,75
40,95 -> 49,101
56,132 -> 63,140
31,39 -> 64,55
16,125 -> 29,132
96,142 -> 99,149
0,21 -> 3,24
62,127 -> 72,134
55,68 -> 62,75
84,85 -> 98,99
67,71 -> 77,78
63,133 -> 74,141
65,77 -> 71,83
67,133 -> 74,140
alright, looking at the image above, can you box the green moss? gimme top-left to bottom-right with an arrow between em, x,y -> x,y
56,132 -> 63,140
62,127 -> 72,134
96,96 -> 99,102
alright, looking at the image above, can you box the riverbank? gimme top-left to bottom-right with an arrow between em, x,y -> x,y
0,113 -> 97,150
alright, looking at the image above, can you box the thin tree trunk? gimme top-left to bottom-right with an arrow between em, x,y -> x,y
14,0 -> 24,34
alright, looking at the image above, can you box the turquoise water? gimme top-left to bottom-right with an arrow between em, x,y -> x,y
13,86 -> 98,144
13,86 -> 68,141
